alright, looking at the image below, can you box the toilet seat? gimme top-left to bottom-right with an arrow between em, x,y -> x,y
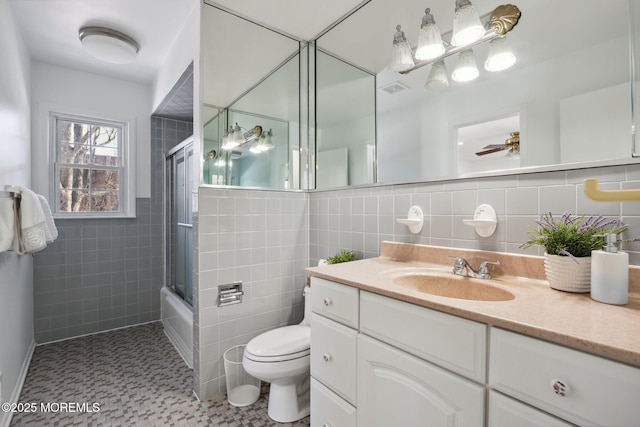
245,325 -> 310,363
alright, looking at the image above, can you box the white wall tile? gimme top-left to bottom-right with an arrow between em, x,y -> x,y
506,187 -> 538,215
539,185 -> 577,214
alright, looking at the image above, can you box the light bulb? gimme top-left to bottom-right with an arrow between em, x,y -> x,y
415,9 -> 445,61
451,0 -> 485,47
425,61 -> 449,90
452,49 -> 479,82
485,36 -> 516,72
390,25 -> 415,72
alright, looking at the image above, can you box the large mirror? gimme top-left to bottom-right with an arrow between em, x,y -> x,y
315,50 -> 376,189
201,3 -> 301,189
317,0 -> 638,185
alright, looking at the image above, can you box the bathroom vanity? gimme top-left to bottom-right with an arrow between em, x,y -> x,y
307,242 -> 640,427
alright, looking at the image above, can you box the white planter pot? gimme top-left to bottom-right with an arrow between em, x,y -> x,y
544,254 -> 591,293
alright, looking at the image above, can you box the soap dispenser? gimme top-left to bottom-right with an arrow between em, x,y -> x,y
591,233 -> 628,305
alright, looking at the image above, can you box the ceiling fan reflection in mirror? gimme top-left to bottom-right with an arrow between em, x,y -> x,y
475,131 -> 519,157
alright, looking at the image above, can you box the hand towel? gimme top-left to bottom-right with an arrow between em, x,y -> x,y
8,186 -> 47,253
37,194 -> 58,243
0,196 -> 15,252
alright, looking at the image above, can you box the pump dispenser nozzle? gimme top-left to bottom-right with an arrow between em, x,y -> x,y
602,233 -> 619,253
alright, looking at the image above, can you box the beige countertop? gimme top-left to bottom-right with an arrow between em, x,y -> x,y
306,242 -> 640,368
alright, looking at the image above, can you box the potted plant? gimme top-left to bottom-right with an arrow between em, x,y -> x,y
521,212 -> 629,293
325,250 -> 356,265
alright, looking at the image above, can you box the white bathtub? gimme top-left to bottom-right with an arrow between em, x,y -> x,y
161,287 -> 193,369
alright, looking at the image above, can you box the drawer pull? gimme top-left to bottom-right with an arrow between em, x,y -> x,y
323,424 -> 331,427
323,353 -> 332,362
551,379 -> 570,397
323,297 -> 333,306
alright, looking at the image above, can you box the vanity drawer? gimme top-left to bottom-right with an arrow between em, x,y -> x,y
489,328 -> 640,427
311,277 -> 359,328
360,291 -> 486,382
311,377 -> 356,427
489,391 -> 573,427
311,312 -> 358,405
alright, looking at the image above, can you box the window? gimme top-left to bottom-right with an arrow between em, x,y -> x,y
51,112 -> 131,217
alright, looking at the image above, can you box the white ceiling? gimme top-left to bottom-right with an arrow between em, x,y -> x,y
10,0 -> 198,84
206,0 -> 367,41
9,0 -> 366,86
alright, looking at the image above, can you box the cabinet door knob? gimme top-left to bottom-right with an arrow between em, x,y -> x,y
323,353 -> 332,362
323,297 -> 332,306
550,379 -> 570,396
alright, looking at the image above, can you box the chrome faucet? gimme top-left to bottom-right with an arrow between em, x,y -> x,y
447,256 -> 499,279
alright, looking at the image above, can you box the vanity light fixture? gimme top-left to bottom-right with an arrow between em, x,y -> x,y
425,61 -> 449,89
484,36 -> 516,72
79,26 -> 139,64
415,9 -> 445,61
451,49 -> 479,82
390,25 -> 415,72
231,123 -> 245,148
262,129 -> 275,151
220,127 -> 234,150
451,0 -> 485,47
249,142 -> 262,154
390,3 -> 521,83
223,124 -> 274,154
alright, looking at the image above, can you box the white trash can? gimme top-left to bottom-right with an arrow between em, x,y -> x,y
223,344 -> 261,407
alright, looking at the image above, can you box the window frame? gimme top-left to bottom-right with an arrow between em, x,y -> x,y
49,111 -> 134,219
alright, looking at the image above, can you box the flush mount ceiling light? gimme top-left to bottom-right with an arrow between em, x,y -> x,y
389,3 -> 521,87
79,26 -> 140,64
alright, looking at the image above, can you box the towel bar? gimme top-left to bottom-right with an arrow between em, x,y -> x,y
0,191 -> 21,199
583,179 -> 640,202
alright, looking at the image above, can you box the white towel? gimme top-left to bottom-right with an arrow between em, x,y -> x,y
8,186 -> 47,254
0,196 -> 15,252
38,194 -> 58,243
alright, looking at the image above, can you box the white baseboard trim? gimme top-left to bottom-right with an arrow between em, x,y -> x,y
0,339 -> 36,427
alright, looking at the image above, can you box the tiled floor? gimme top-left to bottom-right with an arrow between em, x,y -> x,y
11,322 -> 310,427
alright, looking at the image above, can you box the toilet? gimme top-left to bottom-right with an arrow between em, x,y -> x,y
242,285 -> 311,423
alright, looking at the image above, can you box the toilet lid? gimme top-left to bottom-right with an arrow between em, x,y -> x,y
245,325 -> 310,360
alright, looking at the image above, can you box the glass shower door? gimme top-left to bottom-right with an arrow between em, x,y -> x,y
166,140 -> 194,305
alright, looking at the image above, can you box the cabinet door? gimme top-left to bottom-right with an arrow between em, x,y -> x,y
357,334 -> 484,427
311,378 -> 357,427
311,313 -> 358,404
489,392 -> 574,427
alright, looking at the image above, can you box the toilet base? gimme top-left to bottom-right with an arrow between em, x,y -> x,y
267,375 -> 310,423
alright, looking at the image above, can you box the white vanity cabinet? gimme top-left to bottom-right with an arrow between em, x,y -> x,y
490,328 -> 640,427
310,277 -> 359,427
310,276 -> 640,427
358,291 -> 486,427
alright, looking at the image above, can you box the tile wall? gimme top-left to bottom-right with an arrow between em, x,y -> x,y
309,165 -> 640,267
32,117 -> 192,343
194,187 -> 308,399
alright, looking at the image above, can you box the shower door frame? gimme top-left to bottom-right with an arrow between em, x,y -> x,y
165,137 -> 194,306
